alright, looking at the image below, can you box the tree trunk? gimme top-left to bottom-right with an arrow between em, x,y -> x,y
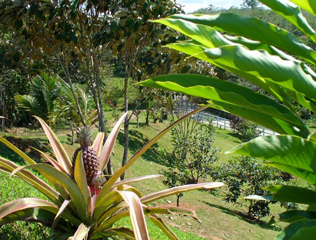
121,74 -> 129,180
177,195 -> 180,207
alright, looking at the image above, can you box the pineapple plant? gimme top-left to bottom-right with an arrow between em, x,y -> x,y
72,127 -> 100,187
0,110 -> 224,239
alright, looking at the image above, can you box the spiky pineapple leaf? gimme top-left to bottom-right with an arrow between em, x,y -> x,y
147,214 -> 178,240
35,116 -> 72,174
141,182 -> 224,204
93,227 -> 135,240
99,112 -> 128,171
112,175 -> 162,189
97,106 -> 209,202
72,223 -> 90,240
74,151 -> 90,204
0,198 -> 57,220
118,191 -> 149,240
0,136 -> 36,165
0,157 -> 60,203
51,196 -> 71,233
92,132 -> 105,157
11,164 -> 89,221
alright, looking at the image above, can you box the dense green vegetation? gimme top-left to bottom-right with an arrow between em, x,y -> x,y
139,0 -> 316,239
1,0 -> 316,239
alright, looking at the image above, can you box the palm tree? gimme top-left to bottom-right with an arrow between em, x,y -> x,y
14,73 -> 59,126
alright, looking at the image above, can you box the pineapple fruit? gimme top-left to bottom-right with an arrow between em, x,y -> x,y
72,127 -> 100,187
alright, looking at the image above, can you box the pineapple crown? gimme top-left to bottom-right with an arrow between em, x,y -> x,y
76,127 -> 93,147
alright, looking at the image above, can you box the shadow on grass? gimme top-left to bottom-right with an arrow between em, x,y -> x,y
226,132 -> 245,143
0,137 -> 51,165
202,201 -> 281,231
116,129 -> 166,166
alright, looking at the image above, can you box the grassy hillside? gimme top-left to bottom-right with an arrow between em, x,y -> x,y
0,113 -> 283,239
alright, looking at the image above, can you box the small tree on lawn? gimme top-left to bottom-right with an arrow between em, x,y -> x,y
161,121 -> 220,206
211,156 -> 281,218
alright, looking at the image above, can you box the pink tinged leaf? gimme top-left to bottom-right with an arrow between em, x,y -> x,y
97,106 -> 209,201
0,208 -> 55,226
0,136 -> 36,165
112,174 -> 163,189
99,112 -> 128,171
51,196 -> 71,233
72,223 -> 90,240
0,198 -> 58,219
89,186 -> 99,218
0,157 -> 60,203
34,116 -> 72,174
116,185 -> 143,198
117,191 -> 150,240
141,182 -> 224,204
10,163 -> 89,221
92,132 -> 105,157
31,147 -> 68,174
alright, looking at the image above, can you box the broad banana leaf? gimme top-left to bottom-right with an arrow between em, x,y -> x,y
164,14 -> 316,65
276,219 -> 316,240
227,135 -> 316,184
139,74 -> 309,137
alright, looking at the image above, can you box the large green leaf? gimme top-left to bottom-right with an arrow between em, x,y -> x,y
163,14 -> 316,65
228,135 -> 316,184
279,210 -> 316,223
138,74 -> 308,136
14,95 -> 43,117
265,185 -> 316,205
276,219 -> 316,240
288,0 -> 316,16
260,0 -> 316,44
170,44 -> 316,106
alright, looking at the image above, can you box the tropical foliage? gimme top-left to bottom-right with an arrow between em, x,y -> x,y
211,156 -> 281,218
161,121 -> 219,207
14,73 -> 59,126
0,109 -> 223,239
139,0 -> 316,238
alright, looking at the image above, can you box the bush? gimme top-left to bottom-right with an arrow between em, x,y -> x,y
230,115 -> 261,142
161,122 -> 220,206
211,156 -> 280,218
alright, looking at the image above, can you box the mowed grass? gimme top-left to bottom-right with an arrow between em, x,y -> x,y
0,113 -> 282,239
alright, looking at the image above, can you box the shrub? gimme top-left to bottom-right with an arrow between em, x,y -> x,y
211,156 -> 280,218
